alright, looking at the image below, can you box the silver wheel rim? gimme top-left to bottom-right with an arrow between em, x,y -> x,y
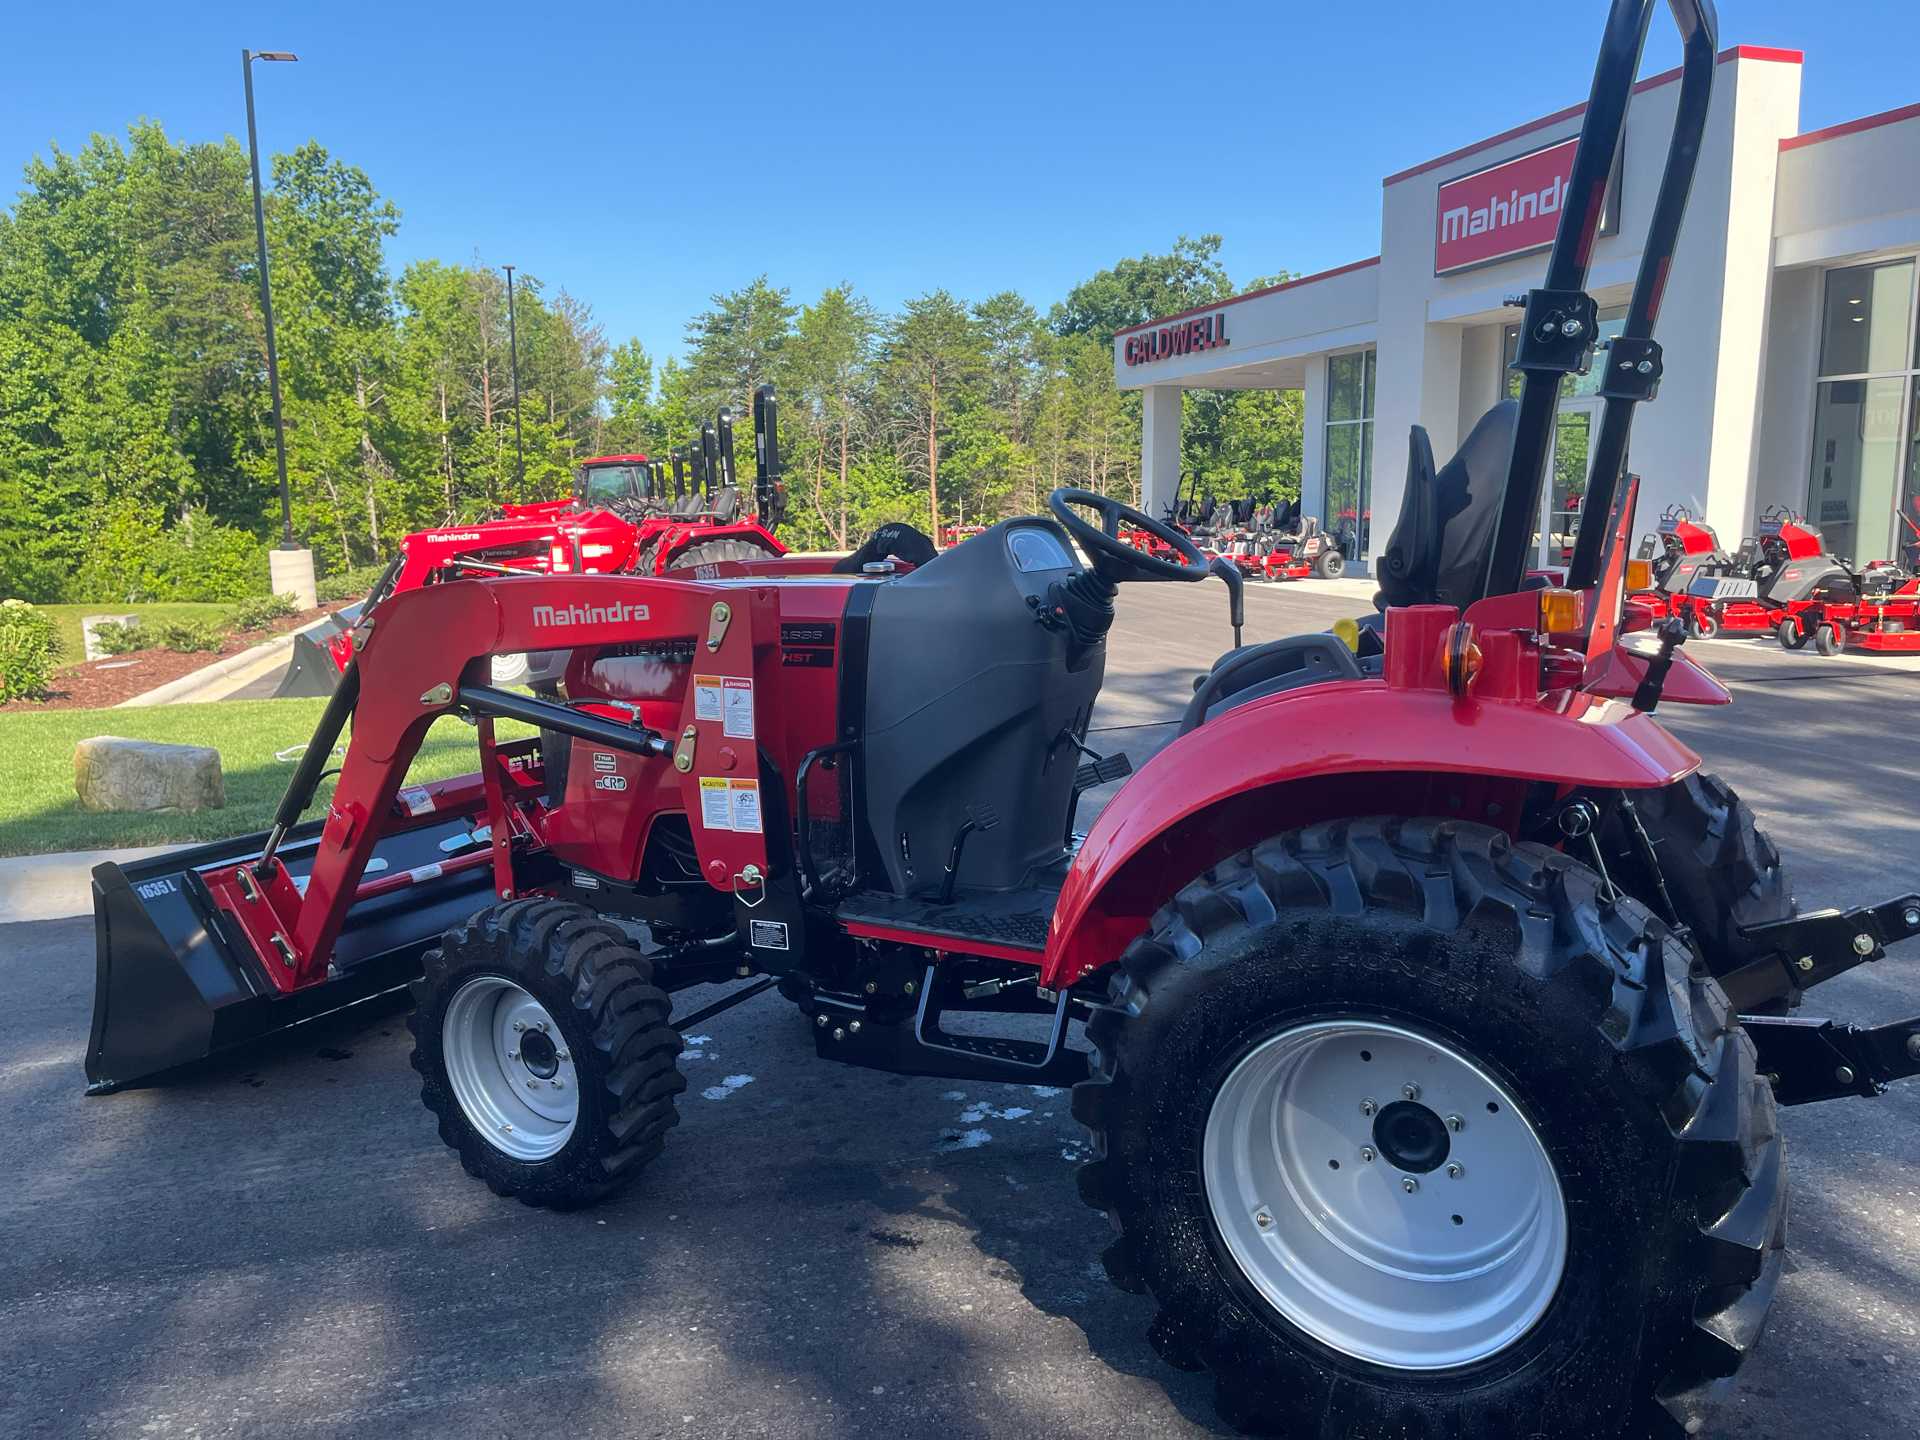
442,976 -> 579,1161
1202,1019 -> 1567,1370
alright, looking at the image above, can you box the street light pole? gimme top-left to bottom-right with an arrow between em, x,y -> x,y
504,265 -> 526,505
242,49 -> 298,549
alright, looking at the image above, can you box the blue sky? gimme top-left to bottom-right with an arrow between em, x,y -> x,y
4,2 -> 1917,364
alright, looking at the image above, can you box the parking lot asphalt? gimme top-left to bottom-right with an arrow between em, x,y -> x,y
3,578 -> 1916,1439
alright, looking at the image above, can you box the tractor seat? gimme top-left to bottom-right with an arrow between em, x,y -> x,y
1376,399 -> 1519,612
669,492 -> 705,519
711,487 -> 740,523
1179,634 -> 1365,735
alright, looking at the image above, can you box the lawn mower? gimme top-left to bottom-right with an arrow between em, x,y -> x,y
1644,508 -> 1843,643
276,390 -> 795,697
1780,560 -> 1920,656
85,5 -> 1920,1436
1636,503 -> 1735,617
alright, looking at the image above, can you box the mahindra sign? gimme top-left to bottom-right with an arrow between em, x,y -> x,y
1434,138 -> 1615,276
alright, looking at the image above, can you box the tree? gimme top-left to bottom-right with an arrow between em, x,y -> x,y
1050,234 -> 1235,346
883,291 -> 981,539
786,284 -> 877,547
684,275 -> 795,417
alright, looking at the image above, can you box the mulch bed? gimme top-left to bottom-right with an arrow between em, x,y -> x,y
2,600 -> 362,714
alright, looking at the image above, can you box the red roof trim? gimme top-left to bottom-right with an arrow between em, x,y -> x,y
577,454 -> 652,465
1112,257 -> 1381,341
1383,45 -> 1803,187
1780,99 -> 1920,153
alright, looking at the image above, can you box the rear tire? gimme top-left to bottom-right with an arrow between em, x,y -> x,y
668,537 -> 779,571
409,899 -> 686,1208
1813,623 -> 1841,656
1073,818 -> 1784,1440
1312,548 -> 1346,579
1776,616 -> 1807,650
1596,772 -> 1796,997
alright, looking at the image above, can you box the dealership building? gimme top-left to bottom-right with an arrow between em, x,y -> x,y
1114,46 -> 1920,576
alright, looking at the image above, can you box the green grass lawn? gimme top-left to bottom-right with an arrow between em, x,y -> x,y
35,602 -> 240,667
0,698 -> 536,856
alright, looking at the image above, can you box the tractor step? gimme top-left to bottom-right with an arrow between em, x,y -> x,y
835,884 -> 1056,957
810,967 -> 1087,1086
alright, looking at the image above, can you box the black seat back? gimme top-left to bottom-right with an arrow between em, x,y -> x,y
1377,400 -> 1519,610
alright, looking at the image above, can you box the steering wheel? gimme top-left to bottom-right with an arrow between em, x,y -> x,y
1048,488 -> 1212,583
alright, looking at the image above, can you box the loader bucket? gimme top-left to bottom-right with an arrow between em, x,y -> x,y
272,630 -> 342,697
85,814 -> 496,1093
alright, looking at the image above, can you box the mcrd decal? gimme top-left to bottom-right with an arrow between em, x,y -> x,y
593,774 -> 628,791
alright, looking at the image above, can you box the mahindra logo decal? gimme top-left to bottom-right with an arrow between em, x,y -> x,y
532,601 -> 650,628
439,531 -> 485,542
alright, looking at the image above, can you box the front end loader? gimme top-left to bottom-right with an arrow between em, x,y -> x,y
86,4 -> 1920,1436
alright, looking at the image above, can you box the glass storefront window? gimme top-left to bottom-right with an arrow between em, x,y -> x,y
1810,378 -> 1906,566
1808,259 -> 1918,565
1325,350 -> 1375,559
1819,261 -> 1914,378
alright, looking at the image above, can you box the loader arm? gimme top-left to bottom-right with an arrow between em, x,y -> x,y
234,574 -> 770,992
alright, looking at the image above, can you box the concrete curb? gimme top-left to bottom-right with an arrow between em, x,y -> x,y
0,844 -> 188,924
117,608 -> 351,708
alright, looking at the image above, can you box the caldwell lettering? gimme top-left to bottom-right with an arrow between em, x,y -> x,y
1123,310 -> 1231,367
532,601 -> 650,628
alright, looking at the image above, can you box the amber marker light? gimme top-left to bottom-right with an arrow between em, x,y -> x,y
1625,559 -> 1653,592
1538,588 -> 1582,635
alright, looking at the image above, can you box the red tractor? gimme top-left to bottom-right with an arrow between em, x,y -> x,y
85,7 -> 1920,1435
278,390 -> 793,696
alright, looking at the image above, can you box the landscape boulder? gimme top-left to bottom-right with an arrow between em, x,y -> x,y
74,736 -> 226,814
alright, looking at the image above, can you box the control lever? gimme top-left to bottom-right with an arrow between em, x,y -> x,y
937,804 -> 1000,905
1631,616 -> 1687,712
1208,556 -> 1245,649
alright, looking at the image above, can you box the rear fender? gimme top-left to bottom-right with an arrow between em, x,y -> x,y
1039,680 -> 1700,989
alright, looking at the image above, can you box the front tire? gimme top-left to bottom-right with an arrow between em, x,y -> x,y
1686,607 -> 1720,640
409,899 -> 686,1208
668,537 -> 780,571
1813,623 -> 1842,656
1776,616 -> 1807,650
1073,818 -> 1784,1439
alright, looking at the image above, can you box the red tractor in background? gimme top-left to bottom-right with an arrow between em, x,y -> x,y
278,389 -> 793,696
85,6 -> 1920,1437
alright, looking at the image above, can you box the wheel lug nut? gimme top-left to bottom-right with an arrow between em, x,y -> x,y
1359,1146 -> 1375,1163
1446,1114 -> 1464,1132
1402,1083 -> 1420,1101
1360,1098 -> 1376,1117
1254,1209 -> 1273,1229
1447,1163 -> 1463,1180
556,1052 -> 569,1063
537,1020 -> 551,1033
849,1020 -> 862,1033
507,1050 -> 520,1061
832,1027 -> 845,1041
550,1079 -> 564,1089
816,1015 -> 829,1028
1402,1177 -> 1419,1194
513,1020 -> 526,1032
526,1079 -> 538,1089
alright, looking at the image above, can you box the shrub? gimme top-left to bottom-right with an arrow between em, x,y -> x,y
148,618 -> 227,653
91,620 -> 145,656
317,564 -> 388,603
75,507 -> 271,603
0,599 -> 61,702
224,592 -> 300,631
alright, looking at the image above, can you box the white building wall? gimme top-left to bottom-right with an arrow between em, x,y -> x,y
1300,356 -> 1328,523
1140,386 -> 1184,522
1752,266 -> 1821,518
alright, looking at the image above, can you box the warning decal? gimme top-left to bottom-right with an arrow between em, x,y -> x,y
398,785 -> 435,816
728,778 -> 763,833
722,677 -> 755,738
749,918 -> 790,950
699,776 -> 732,829
693,674 -> 723,721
